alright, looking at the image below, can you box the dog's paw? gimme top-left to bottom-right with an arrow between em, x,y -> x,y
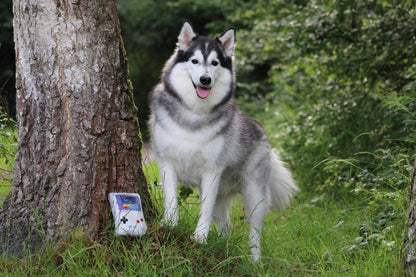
190,233 -> 207,244
250,247 -> 261,263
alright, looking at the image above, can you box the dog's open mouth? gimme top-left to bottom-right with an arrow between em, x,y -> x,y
196,86 -> 210,99
193,82 -> 210,99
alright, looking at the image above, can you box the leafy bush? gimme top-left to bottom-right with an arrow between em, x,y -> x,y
229,0 -> 416,197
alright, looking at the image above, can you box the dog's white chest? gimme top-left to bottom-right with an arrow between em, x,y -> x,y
153,117 -> 225,174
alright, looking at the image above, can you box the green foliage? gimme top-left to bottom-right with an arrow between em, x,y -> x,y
231,0 -> 415,195
0,105 -> 15,208
230,4 -> 414,264
0,106 -> 16,167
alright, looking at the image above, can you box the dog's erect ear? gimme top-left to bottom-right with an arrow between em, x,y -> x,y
217,28 -> 236,56
177,21 -> 197,51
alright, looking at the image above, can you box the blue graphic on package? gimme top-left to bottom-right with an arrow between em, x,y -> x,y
116,195 -> 142,211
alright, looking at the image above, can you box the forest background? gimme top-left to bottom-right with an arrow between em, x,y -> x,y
0,0 -> 415,275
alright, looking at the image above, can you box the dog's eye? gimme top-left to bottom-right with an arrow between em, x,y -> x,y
191,59 -> 198,64
211,61 -> 219,66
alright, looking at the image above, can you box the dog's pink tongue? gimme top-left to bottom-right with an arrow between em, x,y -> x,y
196,86 -> 210,99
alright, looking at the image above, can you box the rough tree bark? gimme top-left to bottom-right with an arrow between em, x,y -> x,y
404,160 -> 416,275
0,0 -> 153,257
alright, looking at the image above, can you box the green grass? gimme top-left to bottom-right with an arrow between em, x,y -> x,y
0,160 -> 406,276
0,128 -> 407,276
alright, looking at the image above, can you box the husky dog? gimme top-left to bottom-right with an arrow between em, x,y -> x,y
149,21 -> 298,261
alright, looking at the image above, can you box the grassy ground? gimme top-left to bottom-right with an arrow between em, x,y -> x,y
0,159 -> 406,276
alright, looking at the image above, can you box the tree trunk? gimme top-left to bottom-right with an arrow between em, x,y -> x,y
0,0 -> 153,257
404,160 -> 416,275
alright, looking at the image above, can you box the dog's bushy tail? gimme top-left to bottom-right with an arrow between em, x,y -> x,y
267,152 -> 298,210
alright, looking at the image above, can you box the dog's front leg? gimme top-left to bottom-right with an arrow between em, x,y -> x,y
191,172 -> 221,244
160,162 -> 179,227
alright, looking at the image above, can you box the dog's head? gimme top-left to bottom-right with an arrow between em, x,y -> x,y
164,21 -> 236,110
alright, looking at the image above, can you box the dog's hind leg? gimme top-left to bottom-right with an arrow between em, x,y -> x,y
213,193 -> 233,237
242,182 -> 267,262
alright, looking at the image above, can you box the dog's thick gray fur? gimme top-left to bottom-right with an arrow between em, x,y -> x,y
149,21 -> 298,261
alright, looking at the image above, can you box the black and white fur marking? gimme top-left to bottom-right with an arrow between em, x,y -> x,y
149,21 -> 298,261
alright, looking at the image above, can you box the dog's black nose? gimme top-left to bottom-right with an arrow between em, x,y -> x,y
200,76 -> 211,86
